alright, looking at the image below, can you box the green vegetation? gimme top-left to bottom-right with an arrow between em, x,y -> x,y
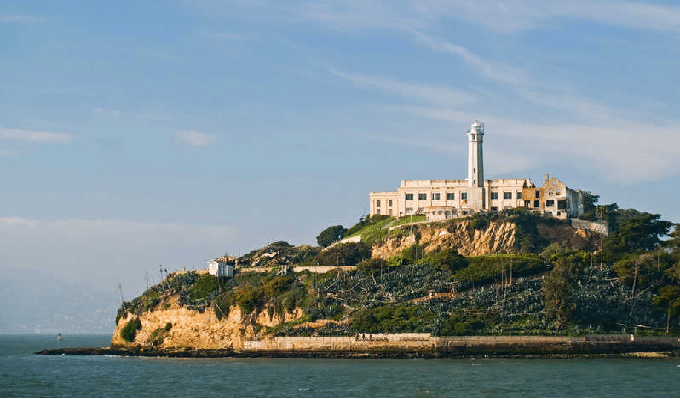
316,225 -> 348,248
391,215 -> 425,227
117,207 -> 680,338
120,318 -> 141,342
312,242 -> 371,266
345,215 -> 395,246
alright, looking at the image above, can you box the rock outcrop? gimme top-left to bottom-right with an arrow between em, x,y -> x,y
111,294 -> 302,350
372,220 -> 517,260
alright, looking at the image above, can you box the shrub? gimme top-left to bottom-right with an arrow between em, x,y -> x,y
120,318 -> 142,342
313,242 -> 371,266
190,274 -> 219,300
422,248 -> 468,273
234,286 -> 263,314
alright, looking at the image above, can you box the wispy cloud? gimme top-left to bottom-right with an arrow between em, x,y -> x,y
195,1 -> 680,34
176,129 -> 217,147
329,68 -> 475,106
0,149 -> 14,156
409,30 -> 530,87
0,127 -> 73,143
92,107 -> 168,121
0,14 -> 45,23
200,30 -> 256,41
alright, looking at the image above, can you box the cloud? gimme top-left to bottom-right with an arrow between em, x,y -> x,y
176,129 -> 217,147
0,127 -> 73,143
194,1 -> 680,34
200,30 -> 256,41
0,217 -> 237,293
0,14 -> 45,23
409,30 -> 530,87
329,68 -> 475,106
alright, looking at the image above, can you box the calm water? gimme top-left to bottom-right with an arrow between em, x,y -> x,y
1,334 -> 680,397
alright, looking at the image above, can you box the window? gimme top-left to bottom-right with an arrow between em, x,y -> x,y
376,200 -> 381,207
556,191 -> 560,196
504,192 -> 512,200
405,207 -> 413,214
461,192 -> 468,200
418,193 -> 427,200
405,193 -> 414,201
534,200 -> 539,208
490,192 -> 498,200
376,209 -> 381,215
548,191 -> 553,196
524,200 -> 531,207
535,190 -> 540,197
558,200 -> 567,210
546,200 -> 555,207
432,193 -> 440,200
417,208 -> 424,213
388,200 -> 392,206
517,192 -> 522,199
446,193 -> 455,200
491,206 -> 498,211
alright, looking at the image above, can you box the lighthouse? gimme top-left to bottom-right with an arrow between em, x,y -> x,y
467,120 -> 485,210
467,120 -> 484,187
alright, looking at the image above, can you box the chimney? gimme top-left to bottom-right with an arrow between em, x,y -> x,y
544,173 -> 549,184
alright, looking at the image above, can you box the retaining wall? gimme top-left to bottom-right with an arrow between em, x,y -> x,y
243,334 -> 680,354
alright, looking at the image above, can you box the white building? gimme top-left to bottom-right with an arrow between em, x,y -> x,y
208,259 -> 234,278
369,121 -> 586,221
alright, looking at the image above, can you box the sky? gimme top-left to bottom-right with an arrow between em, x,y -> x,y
2,0 -> 680,333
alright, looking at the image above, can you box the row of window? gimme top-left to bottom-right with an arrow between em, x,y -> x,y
404,191 -> 523,201
405,193 -> 468,201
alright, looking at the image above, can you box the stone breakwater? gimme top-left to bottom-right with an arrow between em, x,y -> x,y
37,334 -> 680,358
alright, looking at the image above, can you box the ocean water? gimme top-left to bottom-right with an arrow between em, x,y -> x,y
1,334 -> 680,397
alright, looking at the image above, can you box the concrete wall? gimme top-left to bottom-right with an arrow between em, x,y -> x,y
572,219 -> 608,236
243,334 -> 680,353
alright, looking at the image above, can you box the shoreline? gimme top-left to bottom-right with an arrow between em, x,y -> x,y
35,346 -> 680,359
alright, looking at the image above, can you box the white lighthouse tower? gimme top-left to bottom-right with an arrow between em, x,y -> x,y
466,120 -> 485,210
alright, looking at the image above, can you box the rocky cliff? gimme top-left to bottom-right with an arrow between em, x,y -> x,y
371,218 -> 599,260
111,293 -> 302,350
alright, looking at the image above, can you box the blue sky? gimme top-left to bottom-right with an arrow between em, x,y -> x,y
2,1 -> 680,332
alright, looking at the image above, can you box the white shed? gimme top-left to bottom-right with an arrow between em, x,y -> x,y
207,259 -> 234,278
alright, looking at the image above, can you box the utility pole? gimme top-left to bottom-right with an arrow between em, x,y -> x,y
118,283 -> 124,305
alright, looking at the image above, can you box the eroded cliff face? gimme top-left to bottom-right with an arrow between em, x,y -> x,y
371,219 -> 600,260
111,294 -> 302,350
372,220 -> 518,260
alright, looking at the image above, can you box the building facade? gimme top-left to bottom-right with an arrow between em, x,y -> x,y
369,121 -> 586,221
208,259 -> 234,278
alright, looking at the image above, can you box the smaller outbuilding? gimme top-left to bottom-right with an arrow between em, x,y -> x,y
207,258 -> 234,278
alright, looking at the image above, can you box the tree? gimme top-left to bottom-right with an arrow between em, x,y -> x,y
544,252 -> 583,330
580,192 -> 600,221
664,224 -> 680,253
313,242 -> 371,266
604,212 -> 672,259
652,285 -> 680,334
316,225 -> 348,248
596,203 -> 619,232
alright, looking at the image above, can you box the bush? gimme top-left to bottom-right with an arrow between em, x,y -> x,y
313,242 -> 371,266
120,318 -> 142,342
421,248 -> 468,273
190,274 -> 219,300
316,225 -> 348,248
234,286 -> 263,314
